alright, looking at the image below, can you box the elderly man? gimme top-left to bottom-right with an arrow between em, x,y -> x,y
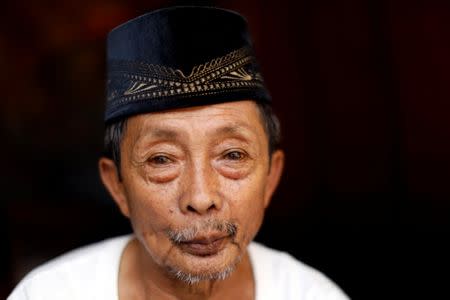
9,6 -> 349,300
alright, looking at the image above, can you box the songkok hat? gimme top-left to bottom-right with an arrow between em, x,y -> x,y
105,6 -> 271,123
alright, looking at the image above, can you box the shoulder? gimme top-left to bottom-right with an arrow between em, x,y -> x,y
7,235 -> 132,300
249,242 -> 350,300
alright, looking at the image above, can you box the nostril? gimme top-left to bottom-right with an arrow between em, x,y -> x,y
185,203 -> 217,214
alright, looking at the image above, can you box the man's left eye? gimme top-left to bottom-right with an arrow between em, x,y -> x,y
224,151 -> 246,161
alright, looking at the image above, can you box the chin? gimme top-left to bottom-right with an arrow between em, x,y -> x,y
166,242 -> 243,284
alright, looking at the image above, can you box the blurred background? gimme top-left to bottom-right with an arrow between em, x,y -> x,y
1,0 -> 450,298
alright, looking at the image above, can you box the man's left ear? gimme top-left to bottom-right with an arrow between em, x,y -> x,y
264,150 -> 285,208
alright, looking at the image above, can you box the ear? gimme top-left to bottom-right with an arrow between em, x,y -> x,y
263,150 -> 285,208
98,157 -> 130,218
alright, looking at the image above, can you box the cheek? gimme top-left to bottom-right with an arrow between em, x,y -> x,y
222,173 -> 267,241
126,180 -> 185,264
125,176 -> 181,240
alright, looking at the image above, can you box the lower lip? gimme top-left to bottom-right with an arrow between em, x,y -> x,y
178,237 -> 228,257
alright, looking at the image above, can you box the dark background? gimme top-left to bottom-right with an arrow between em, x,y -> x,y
2,0 -> 450,299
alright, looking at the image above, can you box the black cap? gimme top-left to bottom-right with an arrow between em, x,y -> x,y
105,6 -> 271,123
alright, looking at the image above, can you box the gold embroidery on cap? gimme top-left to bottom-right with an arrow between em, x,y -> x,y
108,47 -> 264,105
124,82 -> 157,95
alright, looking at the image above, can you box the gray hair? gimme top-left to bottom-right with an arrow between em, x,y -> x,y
167,261 -> 239,285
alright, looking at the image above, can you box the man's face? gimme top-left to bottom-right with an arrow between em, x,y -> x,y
102,100 -> 283,281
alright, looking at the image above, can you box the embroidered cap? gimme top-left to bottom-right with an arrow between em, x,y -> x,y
105,6 -> 271,123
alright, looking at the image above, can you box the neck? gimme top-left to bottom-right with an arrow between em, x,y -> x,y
119,238 -> 254,300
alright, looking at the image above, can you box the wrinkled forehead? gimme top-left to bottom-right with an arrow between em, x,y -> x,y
123,100 -> 267,145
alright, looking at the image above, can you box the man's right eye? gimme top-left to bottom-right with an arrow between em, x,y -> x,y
149,155 -> 172,165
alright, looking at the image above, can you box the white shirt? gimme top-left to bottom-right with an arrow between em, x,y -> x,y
8,235 -> 349,300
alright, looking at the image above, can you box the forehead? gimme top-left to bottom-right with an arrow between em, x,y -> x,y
124,100 -> 266,143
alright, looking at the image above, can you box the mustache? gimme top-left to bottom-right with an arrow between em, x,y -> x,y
166,219 -> 238,244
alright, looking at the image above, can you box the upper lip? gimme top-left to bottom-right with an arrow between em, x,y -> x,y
181,233 -> 229,245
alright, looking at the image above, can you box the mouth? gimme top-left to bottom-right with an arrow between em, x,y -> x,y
177,234 -> 230,257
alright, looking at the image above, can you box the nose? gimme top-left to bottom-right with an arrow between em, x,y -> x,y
179,160 -> 223,215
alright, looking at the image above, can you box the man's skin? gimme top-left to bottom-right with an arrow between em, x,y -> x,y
99,100 -> 284,300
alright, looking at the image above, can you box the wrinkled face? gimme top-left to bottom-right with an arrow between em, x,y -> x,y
114,100 -> 281,281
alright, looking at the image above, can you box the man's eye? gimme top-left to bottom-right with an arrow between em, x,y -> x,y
224,151 -> 246,161
149,155 -> 172,165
